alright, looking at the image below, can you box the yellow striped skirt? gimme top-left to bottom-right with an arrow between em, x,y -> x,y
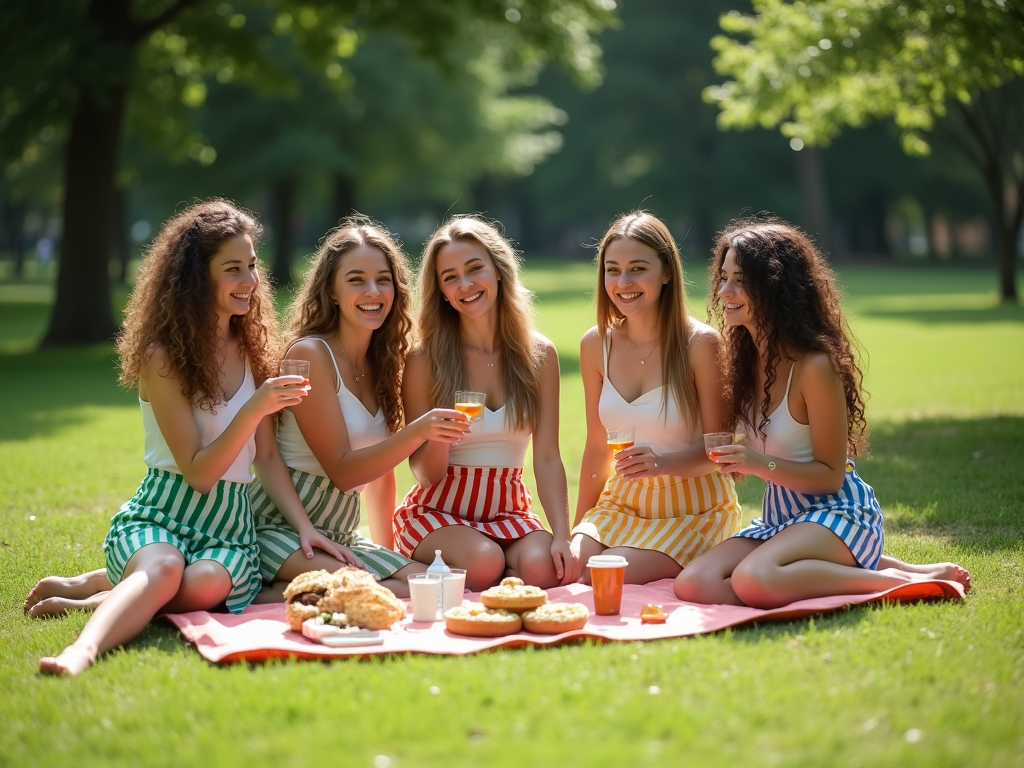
572,471 -> 741,566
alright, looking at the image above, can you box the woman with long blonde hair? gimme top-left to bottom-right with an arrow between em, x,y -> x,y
572,212 -> 742,584
393,216 -> 578,591
249,216 -> 470,599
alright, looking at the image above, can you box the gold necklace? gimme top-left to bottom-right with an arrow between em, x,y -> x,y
624,328 -> 658,366
334,334 -> 366,382
467,345 -> 498,368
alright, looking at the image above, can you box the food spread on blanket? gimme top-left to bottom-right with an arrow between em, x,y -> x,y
283,567 -> 406,636
639,603 -> 668,624
444,577 -> 590,637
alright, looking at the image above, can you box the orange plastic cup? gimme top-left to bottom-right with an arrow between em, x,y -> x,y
588,555 -> 628,615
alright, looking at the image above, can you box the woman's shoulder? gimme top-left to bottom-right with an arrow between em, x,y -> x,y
531,332 -> 559,365
794,352 -> 841,388
287,336 -> 332,358
686,318 -> 721,345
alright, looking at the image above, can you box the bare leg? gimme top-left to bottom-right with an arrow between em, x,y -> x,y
25,569 -> 112,616
161,560 -> 233,614
878,555 -> 971,592
413,527 -> 505,591
503,531 -> 559,588
729,523 -> 935,609
607,547 -> 681,585
379,561 -> 428,599
251,550 -> 348,604
674,537 -> 763,605
574,533 -> 607,585
39,544 -> 187,676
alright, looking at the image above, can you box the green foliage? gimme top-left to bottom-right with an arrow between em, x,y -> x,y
704,0 -> 1024,155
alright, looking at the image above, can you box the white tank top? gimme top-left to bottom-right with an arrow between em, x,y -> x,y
750,365 -> 814,463
447,402 -> 532,468
276,338 -> 389,491
141,360 -> 256,485
597,333 -> 697,453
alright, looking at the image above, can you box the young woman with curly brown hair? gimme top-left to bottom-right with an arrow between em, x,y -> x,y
36,200 -> 314,674
249,216 -> 468,599
674,220 -> 970,608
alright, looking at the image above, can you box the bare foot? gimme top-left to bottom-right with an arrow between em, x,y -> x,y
28,592 -> 110,619
39,645 -> 96,676
25,570 -> 111,615
922,563 -> 972,592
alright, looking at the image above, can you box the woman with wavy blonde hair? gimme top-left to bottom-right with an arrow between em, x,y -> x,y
572,211 -> 741,585
248,215 -> 471,599
34,200 -> 312,674
393,216 -> 578,591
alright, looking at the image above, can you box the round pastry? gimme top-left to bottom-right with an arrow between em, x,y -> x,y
479,577 -> 548,612
444,603 -> 523,637
344,585 -> 406,631
521,603 -> 589,634
286,601 -> 321,631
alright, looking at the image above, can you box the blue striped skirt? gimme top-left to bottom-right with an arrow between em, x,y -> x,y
733,464 -> 884,570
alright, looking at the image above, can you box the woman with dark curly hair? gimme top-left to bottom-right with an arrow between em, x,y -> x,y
674,220 -> 970,608
36,200 -> 314,674
249,216 -> 468,599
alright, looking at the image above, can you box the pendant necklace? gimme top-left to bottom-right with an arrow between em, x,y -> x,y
468,345 -> 498,368
625,328 -> 658,366
335,334 -> 366,382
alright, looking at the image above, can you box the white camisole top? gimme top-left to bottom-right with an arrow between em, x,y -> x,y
447,402 -> 532,468
750,365 -> 815,463
597,333 -> 697,454
276,338 -> 389,492
141,359 -> 256,485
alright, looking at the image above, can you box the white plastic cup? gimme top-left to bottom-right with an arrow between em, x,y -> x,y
441,569 -> 467,612
408,573 -> 443,621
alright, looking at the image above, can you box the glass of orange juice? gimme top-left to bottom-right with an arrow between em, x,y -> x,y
454,390 -> 486,423
703,432 -> 744,462
606,426 -> 635,454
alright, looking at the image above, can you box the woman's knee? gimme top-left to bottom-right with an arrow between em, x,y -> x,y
729,556 -> 777,608
461,539 -> 505,591
673,562 -> 720,602
179,560 -> 232,603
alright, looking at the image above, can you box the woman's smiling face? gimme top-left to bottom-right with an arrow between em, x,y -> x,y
435,238 -> 500,318
208,234 -> 259,323
330,244 -> 395,333
603,236 -> 669,317
717,246 -> 754,328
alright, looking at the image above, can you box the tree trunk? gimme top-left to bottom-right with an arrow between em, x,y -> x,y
996,220 -> 1020,302
332,173 -> 356,225
42,84 -> 125,345
796,146 -> 832,256
270,177 -> 296,287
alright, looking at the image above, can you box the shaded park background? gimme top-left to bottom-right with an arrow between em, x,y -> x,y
1,0 -> 1022,346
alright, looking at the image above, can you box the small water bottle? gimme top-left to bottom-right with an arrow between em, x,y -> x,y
426,550 -> 451,616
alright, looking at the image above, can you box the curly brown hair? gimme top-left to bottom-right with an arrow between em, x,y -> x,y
708,219 -> 868,456
117,199 -> 280,411
285,215 -> 413,434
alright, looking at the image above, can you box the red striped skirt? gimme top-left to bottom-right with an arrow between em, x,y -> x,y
393,465 -> 546,557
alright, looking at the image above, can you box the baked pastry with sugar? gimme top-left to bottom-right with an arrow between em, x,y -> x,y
444,603 -> 523,637
284,567 -> 404,631
479,577 -> 548,611
521,603 -> 589,634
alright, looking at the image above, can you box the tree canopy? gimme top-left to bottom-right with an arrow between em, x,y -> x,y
704,0 -> 1024,299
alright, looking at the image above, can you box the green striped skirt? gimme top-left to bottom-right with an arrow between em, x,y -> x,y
103,468 -> 262,614
250,468 -> 413,583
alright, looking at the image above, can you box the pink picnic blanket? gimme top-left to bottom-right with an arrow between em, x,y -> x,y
165,578 -> 963,664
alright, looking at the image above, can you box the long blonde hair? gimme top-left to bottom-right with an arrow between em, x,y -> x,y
418,216 -> 542,431
595,211 -> 698,425
285,215 -> 413,433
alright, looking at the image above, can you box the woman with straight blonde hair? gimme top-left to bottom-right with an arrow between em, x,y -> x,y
393,215 -> 579,591
572,211 -> 742,585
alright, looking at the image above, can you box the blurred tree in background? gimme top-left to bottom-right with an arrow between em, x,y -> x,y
0,0 -> 615,345
704,0 -> 1024,301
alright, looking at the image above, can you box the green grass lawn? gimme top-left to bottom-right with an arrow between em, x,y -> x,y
1,264 -> 1023,768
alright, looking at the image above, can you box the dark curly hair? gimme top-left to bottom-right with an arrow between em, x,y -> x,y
117,199 -> 280,411
708,219 -> 868,456
285,215 -> 413,433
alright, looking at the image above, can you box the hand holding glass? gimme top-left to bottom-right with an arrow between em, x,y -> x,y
454,391 -> 486,423
703,432 -> 745,462
280,359 -> 310,379
606,426 -> 635,454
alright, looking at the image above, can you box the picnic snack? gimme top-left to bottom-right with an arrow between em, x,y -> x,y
284,567 -> 405,632
479,577 -> 548,612
521,603 -> 589,634
444,603 -> 523,637
639,603 -> 668,624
